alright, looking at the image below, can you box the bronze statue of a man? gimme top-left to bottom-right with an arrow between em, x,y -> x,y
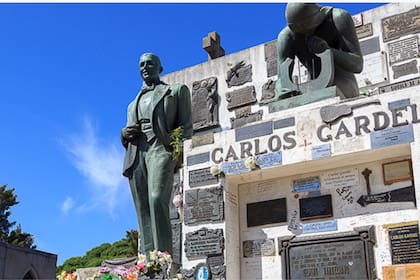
121,53 -> 192,256
276,3 -> 363,99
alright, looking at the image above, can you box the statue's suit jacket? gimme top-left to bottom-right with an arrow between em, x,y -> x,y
122,83 -> 193,178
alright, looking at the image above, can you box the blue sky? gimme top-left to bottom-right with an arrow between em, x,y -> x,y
0,2 -> 385,265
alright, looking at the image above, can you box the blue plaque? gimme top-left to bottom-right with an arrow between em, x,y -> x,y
312,143 -> 331,159
293,176 -> 320,193
256,152 -> 282,169
274,117 -> 295,129
221,160 -> 248,175
302,220 -> 337,234
371,124 -> 414,149
187,152 -> 210,166
235,121 -> 273,141
388,98 -> 410,110
195,264 -> 209,280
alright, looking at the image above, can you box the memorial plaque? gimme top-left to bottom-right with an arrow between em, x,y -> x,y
192,133 -> 214,148
184,186 -> 224,225
321,168 -> 359,189
302,220 -> 337,234
187,152 -> 210,166
383,263 -> 420,280
226,86 -> 257,110
260,79 -> 276,104
243,238 -> 276,258
388,222 -> 420,264
382,7 -> 420,42
393,60 -> 418,79
388,98 -> 411,110
299,194 -> 333,220
226,62 -> 252,88
189,167 -> 218,187
356,52 -> 388,88
171,222 -> 182,264
265,40 -> 277,77
274,117 -> 295,129
360,36 -> 380,56
356,23 -> 373,39
256,151 -> 282,169
230,110 -> 263,129
383,159 -> 413,185
234,105 -> 251,118
352,13 -> 363,27
293,176 -> 320,193
192,77 -> 219,131
370,124 -> 414,149
185,228 -> 224,258
280,226 -> 377,279
235,121 -> 273,141
246,198 -> 287,227
221,160 -> 248,175
380,77 -> 420,93
207,254 -> 226,280
312,144 -> 331,159
388,37 -> 419,65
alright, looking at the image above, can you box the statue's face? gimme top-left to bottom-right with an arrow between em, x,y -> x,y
139,54 -> 161,84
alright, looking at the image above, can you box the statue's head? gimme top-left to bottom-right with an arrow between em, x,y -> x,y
286,3 -> 327,35
139,53 -> 163,85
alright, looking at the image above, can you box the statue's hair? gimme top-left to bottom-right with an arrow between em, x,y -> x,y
139,53 -> 163,73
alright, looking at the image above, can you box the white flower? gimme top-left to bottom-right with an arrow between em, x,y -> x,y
245,156 -> 258,170
210,165 -> 221,176
172,193 -> 183,208
149,250 -> 158,261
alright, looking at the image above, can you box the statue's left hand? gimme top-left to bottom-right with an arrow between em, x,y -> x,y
306,35 -> 329,54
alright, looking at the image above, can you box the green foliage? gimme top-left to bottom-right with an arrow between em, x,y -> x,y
169,126 -> 184,165
0,184 -> 36,249
57,230 -> 139,273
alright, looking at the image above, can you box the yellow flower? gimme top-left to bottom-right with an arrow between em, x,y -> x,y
149,250 -> 158,261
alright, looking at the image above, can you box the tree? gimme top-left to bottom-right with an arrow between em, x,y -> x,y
0,184 -> 36,249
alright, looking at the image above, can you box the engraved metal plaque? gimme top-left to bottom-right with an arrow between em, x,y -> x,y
230,110 -> 263,129
382,7 -> 420,42
388,37 -> 419,65
265,40 -> 278,77
243,238 -> 276,258
171,222 -> 182,264
226,86 -> 257,110
360,36 -> 380,56
184,186 -> 224,225
192,133 -> 214,148
235,121 -> 273,141
207,254 -> 226,280
185,228 -> 224,258
370,124 -> 414,149
380,77 -> 420,93
388,223 -> 420,264
299,195 -> 333,220
356,23 -> 373,39
192,77 -> 219,131
187,152 -> 210,166
247,198 -> 287,227
189,167 -> 218,187
392,60 -> 418,79
280,226 -> 377,279
226,61 -> 252,88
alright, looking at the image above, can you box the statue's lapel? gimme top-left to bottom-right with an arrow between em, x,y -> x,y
151,84 -> 170,111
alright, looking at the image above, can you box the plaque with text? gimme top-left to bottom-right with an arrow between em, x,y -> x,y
171,222 -> 182,264
392,60 -> 418,79
243,238 -> 276,258
184,186 -> 224,225
235,121 -> 273,141
187,152 -> 210,166
302,220 -> 337,234
221,160 -> 248,175
226,86 -> 257,110
207,254 -> 226,280
280,226 -> 377,279
388,37 -> 419,65
379,77 -> 420,93
370,124 -> 414,149
382,7 -> 420,42
189,167 -> 218,187
192,77 -> 219,131
388,223 -> 420,264
230,110 -> 263,129
356,52 -> 388,88
383,159 -> 413,185
293,176 -> 320,193
185,228 -> 224,258
247,198 -> 287,227
256,152 -> 282,169
265,40 -> 277,77
299,194 -> 333,221
356,23 -> 373,39
226,62 -> 252,87
312,144 -> 331,159
360,36 -> 380,56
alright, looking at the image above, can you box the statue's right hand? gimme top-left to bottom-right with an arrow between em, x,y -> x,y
122,124 -> 142,140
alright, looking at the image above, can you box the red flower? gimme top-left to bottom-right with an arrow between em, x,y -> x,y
136,263 -> 145,271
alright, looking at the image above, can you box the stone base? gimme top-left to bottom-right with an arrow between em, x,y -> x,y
268,86 -> 337,113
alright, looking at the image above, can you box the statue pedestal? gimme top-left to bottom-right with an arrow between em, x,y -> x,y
269,86 -> 337,113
